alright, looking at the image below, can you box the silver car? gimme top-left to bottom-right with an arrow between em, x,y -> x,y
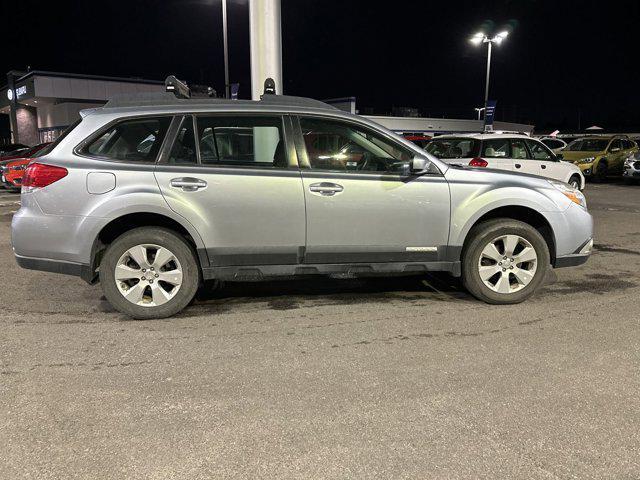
623,151 -> 640,183
12,92 -> 593,319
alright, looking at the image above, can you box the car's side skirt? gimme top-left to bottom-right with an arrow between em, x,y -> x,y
202,260 -> 462,281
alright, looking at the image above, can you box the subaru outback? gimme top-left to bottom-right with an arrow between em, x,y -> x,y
12,92 -> 593,319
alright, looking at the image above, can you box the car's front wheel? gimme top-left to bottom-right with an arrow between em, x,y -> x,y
99,227 -> 200,319
568,174 -> 582,190
462,219 -> 550,304
594,160 -> 608,182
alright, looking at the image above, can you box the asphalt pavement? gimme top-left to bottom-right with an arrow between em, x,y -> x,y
1,183 -> 639,479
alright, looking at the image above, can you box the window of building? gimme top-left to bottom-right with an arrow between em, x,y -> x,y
299,117 -> 412,173
84,117 -> 171,162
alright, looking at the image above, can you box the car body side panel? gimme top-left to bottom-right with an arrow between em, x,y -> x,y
12,157 -> 207,265
154,165 -> 307,266
445,167 -> 592,258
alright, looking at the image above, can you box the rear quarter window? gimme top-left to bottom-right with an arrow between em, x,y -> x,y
81,117 -> 172,162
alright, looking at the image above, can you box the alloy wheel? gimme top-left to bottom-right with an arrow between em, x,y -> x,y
114,244 -> 183,307
477,234 -> 538,294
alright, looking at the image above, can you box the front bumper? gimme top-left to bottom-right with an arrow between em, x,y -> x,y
553,238 -> 592,268
577,163 -> 594,176
623,164 -> 640,178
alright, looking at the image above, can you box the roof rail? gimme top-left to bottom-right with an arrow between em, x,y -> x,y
259,94 -> 337,110
103,91 -> 338,111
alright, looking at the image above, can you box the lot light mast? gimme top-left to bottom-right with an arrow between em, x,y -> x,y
222,0 -> 230,98
249,0 -> 283,100
470,30 -> 509,125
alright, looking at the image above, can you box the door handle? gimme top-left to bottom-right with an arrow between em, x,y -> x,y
541,164 -> 547,169
309,182 -> 344,196
170,177 -> 207,192
515,164 -> 521,169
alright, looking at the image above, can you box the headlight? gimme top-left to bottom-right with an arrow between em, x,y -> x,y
577,157 -> 595,164
548,180 -> 587,209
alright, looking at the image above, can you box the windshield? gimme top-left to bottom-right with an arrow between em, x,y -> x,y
425,138 -> 479,159
566,139 -> 609,151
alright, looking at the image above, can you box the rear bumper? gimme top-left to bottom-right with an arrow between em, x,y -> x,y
14,254 -> 95,283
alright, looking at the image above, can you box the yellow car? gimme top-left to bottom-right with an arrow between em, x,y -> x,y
561,136 -> 638,181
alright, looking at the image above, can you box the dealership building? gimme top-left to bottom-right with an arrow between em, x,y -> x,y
1,70 -> 533,146
1,70 -> 164,145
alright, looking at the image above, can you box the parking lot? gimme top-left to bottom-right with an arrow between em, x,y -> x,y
1,182 -> 639,478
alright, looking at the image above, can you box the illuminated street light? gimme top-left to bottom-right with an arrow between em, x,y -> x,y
469,30 -> 510,128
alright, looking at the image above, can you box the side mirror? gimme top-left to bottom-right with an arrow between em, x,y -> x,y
410,156 -> 430,174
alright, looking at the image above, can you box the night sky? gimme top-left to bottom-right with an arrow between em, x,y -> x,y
2,0 -> 639,132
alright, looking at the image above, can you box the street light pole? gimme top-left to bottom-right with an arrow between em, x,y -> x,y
470,30 -> 508,127
484,40 -> 492,117
222,0 -> 230,99
249,0 -> 283,100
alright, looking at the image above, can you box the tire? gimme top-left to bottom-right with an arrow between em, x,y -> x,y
568,175 -> 582,190
462,219 -> 550,305
593,160 -> 608,182
99,227 -> 200,319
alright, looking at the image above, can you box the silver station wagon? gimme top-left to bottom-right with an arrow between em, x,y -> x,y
12,92 -> 593,318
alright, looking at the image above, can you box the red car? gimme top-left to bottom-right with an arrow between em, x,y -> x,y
403,134 -> 432,149
2,158 -> 31,191
1,142 -> 51,191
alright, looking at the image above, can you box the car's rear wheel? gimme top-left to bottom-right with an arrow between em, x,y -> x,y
99,227 -> 200,319
462,219 -> 550,304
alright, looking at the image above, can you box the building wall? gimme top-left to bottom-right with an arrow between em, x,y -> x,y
365,115 -> 534,135
34,76 -> 164,101
16,106 -> 39,146
37,102 -> 101,130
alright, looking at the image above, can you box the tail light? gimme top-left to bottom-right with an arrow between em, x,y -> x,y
22,163 -> 68,191
469,157 -> 488,167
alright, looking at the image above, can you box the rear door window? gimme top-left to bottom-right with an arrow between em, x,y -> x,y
83,117 -> 171,162
481,139 -> 510,158
425,138 -> 479,159
510,139 -> 530,159
167,116 -> 197,164
195,116 -> 288,168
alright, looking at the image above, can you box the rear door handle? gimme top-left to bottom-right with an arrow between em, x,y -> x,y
309,182 -> 344,196
170,177 -> 207,192
515,164 -> 521,169
541,164 -> 547,169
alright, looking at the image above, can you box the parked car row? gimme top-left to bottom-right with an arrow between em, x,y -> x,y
424,133 -> 586,189
419,132 -> 638,187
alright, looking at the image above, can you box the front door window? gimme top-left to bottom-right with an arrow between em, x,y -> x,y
299,117 -> 413,174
